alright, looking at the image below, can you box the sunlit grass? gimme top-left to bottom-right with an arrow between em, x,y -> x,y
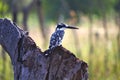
0,48 -> 13,80
0,14 -> 120,80
25,15 -> 120,80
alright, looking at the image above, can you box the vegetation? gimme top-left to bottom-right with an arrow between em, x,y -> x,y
0,0 -> 120,80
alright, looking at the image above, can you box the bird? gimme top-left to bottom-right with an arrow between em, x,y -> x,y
49,23 -> 78,50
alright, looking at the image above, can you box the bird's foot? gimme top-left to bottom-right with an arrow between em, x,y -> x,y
44,48 -> 54,57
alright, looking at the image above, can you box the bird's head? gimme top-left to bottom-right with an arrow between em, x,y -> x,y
56,23 -> 78,31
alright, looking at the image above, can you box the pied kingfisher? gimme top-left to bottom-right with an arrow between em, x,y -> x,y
49,23 -> 78,49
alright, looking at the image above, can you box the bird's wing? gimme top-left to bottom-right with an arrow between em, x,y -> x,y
56,31 -> 64,45
49,31 -> 64,49
49,32 -> 57,48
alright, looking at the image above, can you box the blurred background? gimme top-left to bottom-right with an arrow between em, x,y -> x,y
0,0 -> 120,80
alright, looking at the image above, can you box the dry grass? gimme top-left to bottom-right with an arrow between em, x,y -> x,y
0,15 -> 120,80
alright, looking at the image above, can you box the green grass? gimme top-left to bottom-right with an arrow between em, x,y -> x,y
0,13 -> 120,80
0,49 -> 13,80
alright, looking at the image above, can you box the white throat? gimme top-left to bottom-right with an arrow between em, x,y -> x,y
56,28 -> 65,31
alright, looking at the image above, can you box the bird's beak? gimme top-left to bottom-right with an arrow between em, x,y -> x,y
66,26 -> 79,29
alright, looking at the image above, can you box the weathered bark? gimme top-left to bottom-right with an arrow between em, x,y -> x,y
0,18 -> 88,80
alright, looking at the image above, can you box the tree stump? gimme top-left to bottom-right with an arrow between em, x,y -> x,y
0,18 -> 88,80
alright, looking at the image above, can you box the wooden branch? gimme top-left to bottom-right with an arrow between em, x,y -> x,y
0,18 -> 88,80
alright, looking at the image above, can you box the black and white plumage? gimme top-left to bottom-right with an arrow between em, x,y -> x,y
49,29 -> 64,49
49,23 -> 78,49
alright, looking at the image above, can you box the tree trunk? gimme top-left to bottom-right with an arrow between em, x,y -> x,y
22,8 -> 29,31
88,14 -> 93,79
0,18 -> 88,80
69,10 -> 81,57
102,14 -> 108,41
117,13 -> 120,58
12,5 -> 18,23
102,13 -> 109,72
88,14 -> 93,55
35,0 -> 47,43
22,1 -> 34,31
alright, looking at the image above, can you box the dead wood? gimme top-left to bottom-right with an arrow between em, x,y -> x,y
0,18 -> 88,80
